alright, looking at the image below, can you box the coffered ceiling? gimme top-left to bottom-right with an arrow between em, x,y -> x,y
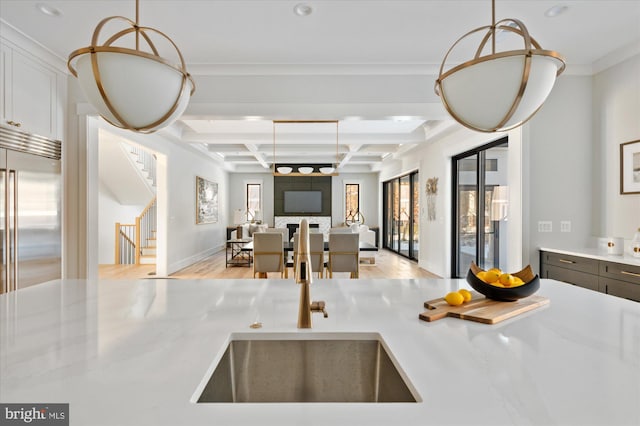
1,1 -> 639,172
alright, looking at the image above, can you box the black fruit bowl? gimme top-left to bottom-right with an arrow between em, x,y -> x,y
466,262 -> 540,302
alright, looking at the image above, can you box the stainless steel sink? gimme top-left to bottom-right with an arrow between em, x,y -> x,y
194,332 -> 419,403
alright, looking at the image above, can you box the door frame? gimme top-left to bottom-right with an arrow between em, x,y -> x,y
451,137 -> 508,277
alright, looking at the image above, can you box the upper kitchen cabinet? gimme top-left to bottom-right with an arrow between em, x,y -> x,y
1,40 -> 64,140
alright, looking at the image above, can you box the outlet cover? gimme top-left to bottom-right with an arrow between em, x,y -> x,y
560,221 -> 571,233
538,221 -> 552,233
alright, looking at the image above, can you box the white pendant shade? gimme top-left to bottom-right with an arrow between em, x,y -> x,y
68,2 -> 194,134
435,2 -> 564,133
298,167 -> 314,175
277,166 -> 293,174
319,167 -> 335,174
440,54 -> 563,132
76,52 -> 193,132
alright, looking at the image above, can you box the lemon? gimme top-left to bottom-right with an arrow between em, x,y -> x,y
476,271 -> 487,282
499,273 -> 515,287
458,289 -> 472,302
484,271 -> 500,283
444,292 -> 464,306
490,282 -> 505,288
488,268 -> 502,275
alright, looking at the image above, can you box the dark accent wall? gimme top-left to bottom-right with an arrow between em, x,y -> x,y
274,176 -> 332,216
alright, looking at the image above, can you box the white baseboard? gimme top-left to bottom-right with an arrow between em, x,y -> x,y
168,244 -> 224,275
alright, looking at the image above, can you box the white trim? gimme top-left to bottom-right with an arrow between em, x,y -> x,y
168,246 -> 223,276
0,19 -> 68,74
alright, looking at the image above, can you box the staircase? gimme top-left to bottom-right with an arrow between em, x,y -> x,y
115,144 -> 158,265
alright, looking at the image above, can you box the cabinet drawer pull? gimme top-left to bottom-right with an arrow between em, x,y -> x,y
558,259 -> 575,264
621,270 -> 640,278
6,120 -> 21,127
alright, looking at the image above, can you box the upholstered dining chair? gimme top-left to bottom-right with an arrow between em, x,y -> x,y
293,232 -> 326,278
253,232 -> 286,279
264,227 -> 289,243
328,233 -> 359,278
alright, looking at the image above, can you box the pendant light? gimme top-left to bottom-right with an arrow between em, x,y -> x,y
67,0 -> 195,133
435,0 -> 565,133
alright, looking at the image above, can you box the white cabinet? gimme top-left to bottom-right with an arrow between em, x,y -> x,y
1,41 -> 60,140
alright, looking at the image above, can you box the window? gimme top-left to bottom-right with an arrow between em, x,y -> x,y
345,183 -> 360,221
246,183 -> 262,222
382,171 -> 419,261
452,138 -> 508,277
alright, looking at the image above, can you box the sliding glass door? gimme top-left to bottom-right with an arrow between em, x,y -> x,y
383,171 -> 419,261
452,138 -> 509,277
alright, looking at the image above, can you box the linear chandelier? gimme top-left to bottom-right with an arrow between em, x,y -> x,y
272,120 -> 340,176
435,0 -> 565,133
68,0 -> 195,133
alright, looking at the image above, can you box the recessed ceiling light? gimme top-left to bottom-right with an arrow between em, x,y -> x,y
544,5 -> 568,18
293,3 -> 313,17
36,3 -> 62,17
244,116 -> 263,121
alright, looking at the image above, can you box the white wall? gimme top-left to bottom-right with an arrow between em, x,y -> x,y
331,173 -> 380,228
98,182 -> 145,264
227,171 -> 380,229
525,75 -> 595,269
66,98 -> 229,277
593,54 -> 640,240
227,172 -> 274,226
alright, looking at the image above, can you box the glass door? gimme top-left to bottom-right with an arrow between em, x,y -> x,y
452,138 -> 508,277
383,171 -> 419,261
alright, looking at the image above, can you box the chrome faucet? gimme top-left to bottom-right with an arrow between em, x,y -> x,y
295,219 -> 328,328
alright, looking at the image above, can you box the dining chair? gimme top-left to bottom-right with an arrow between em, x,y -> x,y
293,232 -> 326,278
253,232 -> 286,279
328,233 -> 359,278
264,227 -> 289,243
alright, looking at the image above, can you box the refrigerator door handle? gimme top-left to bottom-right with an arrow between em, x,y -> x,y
1,168 -> 5,294
10,170 -> 17,292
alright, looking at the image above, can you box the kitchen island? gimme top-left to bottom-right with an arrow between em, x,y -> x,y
1,277 -> 638,426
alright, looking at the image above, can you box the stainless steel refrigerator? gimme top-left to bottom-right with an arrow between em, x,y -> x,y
0,125 -> 61,294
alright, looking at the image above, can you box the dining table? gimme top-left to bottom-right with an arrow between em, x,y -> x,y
240,240 -> 378,253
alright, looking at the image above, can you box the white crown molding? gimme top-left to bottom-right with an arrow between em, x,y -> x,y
187,60 -> 602,77
592,40 -> 640,75
0,19 -> 68,74
187,63 -> 441,76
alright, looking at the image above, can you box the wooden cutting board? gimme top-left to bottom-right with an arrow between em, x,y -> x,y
419,292 -> 549,324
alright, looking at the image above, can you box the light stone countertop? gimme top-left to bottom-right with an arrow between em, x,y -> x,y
539,246 -> 640,267
1,277 -> 639,426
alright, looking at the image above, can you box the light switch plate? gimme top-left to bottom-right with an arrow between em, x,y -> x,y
560,221 -> 571,233
538,221 -> 552,233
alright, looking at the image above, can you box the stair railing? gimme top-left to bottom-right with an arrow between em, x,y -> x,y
135,197 -> 157,264
127,144 -> 157,187
115,223 -> 136,264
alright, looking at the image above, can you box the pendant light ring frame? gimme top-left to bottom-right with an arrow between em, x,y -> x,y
434,18 -> 565,133
67,15 -> 195,133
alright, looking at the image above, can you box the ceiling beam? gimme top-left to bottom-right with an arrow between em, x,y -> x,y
244,144 -> 270,169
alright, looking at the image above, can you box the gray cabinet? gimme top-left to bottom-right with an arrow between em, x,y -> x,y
540,250 -> 640,302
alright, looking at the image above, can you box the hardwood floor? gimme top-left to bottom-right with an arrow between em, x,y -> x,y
98,248 -> 440,280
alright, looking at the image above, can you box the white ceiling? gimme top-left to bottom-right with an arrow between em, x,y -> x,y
2,1 -> 639,172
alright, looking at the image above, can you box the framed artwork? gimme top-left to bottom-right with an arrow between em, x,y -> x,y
620,140 -> 640,194
196,176 -> 218,224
